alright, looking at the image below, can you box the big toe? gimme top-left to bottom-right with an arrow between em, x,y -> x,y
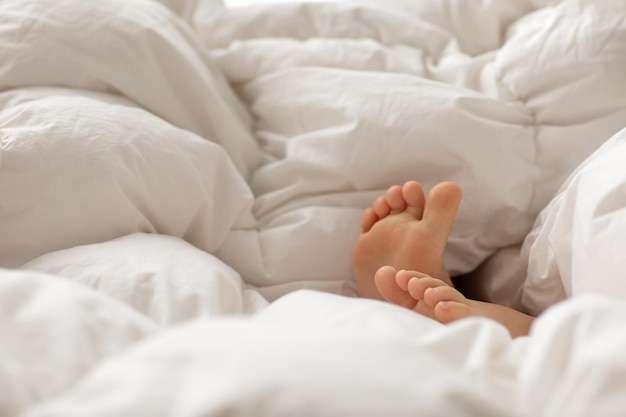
423,182 -> 462,232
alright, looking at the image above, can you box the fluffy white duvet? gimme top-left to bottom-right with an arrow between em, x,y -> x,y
2,0 -> 626,415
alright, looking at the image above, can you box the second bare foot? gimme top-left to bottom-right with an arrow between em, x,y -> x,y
376,266 -> 534,338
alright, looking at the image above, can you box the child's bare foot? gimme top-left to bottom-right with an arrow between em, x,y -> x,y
352,181 -> 462,300
376,266 -> 534,338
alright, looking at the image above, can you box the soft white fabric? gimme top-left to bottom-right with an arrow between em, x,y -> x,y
2,0 -> 626,415
14,290 -> 626,417
200,0 -> 626,284
0,88 -> 255,268
0,269 -> 156,417
22,233 -> 268,323
0,0 -> 258,176
521,127 -> 626,315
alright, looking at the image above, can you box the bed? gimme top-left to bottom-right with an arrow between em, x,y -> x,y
2,0 -> 626,415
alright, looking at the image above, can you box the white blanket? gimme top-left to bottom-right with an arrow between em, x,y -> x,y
2,0 -> 626,415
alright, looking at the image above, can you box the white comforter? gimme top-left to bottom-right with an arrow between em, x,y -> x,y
2,0 -> 626,415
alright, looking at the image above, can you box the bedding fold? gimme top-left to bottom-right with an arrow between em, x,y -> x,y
0,0 -> 258,177
0,88 -> 255,268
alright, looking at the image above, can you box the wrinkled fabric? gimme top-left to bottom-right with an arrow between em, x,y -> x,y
2,0 -> 626,416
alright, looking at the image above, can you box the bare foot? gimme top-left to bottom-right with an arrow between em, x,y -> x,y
352,181 -> 462,300
376,267 -> 534,338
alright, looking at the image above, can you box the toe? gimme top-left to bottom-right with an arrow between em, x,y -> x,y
372,195 -> 391,219
396,270 -> 431,292
401,181 -> 425,219
385,185 -> 407,214
422,285 -> 466,309
375,266 -> 418,309
406,276 -> 451,301
360,208 -> 378,233
423,182 -> 462,234
434,301 -> 472,324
